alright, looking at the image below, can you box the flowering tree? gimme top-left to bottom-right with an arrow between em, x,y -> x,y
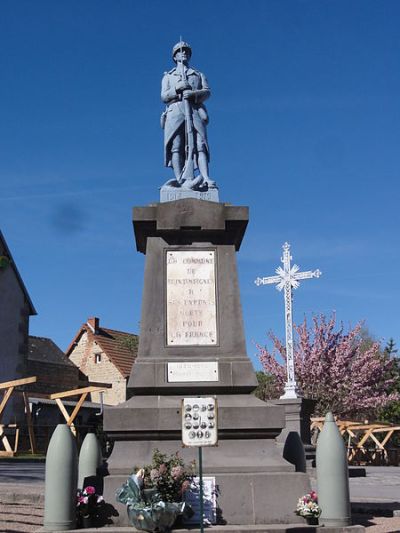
256,314 -> 400,419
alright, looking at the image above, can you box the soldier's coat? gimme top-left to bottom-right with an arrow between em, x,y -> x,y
161,66 -> 210,167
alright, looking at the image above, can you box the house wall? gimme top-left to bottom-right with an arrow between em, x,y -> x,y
0,258 -> 30,422
69,332 -> 127,405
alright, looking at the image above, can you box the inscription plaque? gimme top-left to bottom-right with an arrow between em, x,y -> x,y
166,250 -> 217,346
168,361 -> 219,382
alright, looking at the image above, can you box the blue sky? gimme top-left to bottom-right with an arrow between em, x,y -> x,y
1,1 -> 399,369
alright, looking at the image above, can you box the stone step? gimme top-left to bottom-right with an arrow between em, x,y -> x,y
0,483 -> 44,505
45,525 -> 364,533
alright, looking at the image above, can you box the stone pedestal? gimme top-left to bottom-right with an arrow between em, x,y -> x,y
275,398 -> 316,468
269,398 -> 315,445
103,199 -> 310,526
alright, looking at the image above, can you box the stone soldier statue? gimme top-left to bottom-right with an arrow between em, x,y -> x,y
161,41 -> 216,190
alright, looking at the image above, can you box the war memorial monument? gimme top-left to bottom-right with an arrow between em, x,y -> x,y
103,41 -> 311,527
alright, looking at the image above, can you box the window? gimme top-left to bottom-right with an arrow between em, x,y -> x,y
95,353 -> 102,364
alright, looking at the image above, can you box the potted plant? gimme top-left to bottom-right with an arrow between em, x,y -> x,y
76,485 -> 104,528
295,491 -> 321,525
116,449 -> 196,532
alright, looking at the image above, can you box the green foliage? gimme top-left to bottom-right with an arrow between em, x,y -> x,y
118,334 -> 139,353
254,371 -> 277,401
384,338 -> 398,358
0,255 -> 10,269
378,339 -> 400,424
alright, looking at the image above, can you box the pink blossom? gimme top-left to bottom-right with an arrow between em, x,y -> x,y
84,486 -> 96,495
150,468 -> 160,481
181,480 -> 191,493
158,464 -> 167,475
171,465 -> 185,480
256,313 -> 399,419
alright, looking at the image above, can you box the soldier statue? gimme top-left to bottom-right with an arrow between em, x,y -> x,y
161,41 -> 216,190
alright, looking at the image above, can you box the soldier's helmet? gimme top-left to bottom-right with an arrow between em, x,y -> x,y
172,41 -> 192,61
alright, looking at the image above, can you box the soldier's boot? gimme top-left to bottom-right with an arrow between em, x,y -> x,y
172,152 -> 184,182
198,151 -> 216,188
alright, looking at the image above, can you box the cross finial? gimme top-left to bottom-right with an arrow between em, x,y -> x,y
254,243 -> 322,399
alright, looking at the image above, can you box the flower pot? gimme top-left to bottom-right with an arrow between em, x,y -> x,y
82,515 -> 93,528
305,516 -> 319,525
143,488 -> 159,504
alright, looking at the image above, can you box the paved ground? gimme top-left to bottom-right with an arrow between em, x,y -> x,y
1,464 -> 400,532
0,461 -> 45,484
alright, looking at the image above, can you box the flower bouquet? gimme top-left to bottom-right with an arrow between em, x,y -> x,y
116,449 -> 196,532
295,491 -> 321,525
76,485 -> 104,528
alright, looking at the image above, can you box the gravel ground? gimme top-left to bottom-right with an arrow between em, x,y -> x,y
2,504 -> 400,532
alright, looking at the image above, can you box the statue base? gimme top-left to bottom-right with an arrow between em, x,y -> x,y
103,199 -> 311,526
160,184 -> 219,203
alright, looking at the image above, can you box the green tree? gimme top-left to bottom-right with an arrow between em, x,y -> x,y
384,338 -> 398,358
254,371 -> 277,402
378,339 -> 400,424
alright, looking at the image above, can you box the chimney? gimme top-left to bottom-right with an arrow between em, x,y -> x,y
86,317 -> 99,335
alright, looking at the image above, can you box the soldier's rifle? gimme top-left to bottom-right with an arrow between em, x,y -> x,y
178,43 -> 195,183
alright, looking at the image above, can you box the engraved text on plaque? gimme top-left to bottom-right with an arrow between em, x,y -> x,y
166,250 -> 217,345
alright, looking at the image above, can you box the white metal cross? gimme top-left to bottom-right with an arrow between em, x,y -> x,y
254,242 -> 321,399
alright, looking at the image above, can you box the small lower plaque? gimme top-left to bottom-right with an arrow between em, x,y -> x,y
183,477 -> 217,524
167,361 -> 218,382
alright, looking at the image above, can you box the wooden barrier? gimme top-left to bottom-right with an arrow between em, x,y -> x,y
0,377 -> 110,454
311,416 -> 400,465
0,376 -> 37,456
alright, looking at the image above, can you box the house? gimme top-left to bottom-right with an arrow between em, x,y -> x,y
27,335 -> 85,395
27,336 -> 97,451
66,317 -> 138,405
0,230 -> 37,422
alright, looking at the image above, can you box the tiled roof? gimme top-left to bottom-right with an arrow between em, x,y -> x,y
94,327 -> 138,378
29,336 -> 77,367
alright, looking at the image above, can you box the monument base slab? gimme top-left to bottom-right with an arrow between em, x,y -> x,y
104,199 -> 313,527
160,185 -> 220,203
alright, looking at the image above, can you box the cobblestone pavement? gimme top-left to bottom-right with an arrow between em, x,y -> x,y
0,501 -> 44,533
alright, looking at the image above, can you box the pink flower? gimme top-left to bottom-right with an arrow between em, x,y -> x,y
150,468 -> 160,481
181,480 -> 191,493
159,464 -> 167,475
171,465 -> 184,480
84,486 -> 96,495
